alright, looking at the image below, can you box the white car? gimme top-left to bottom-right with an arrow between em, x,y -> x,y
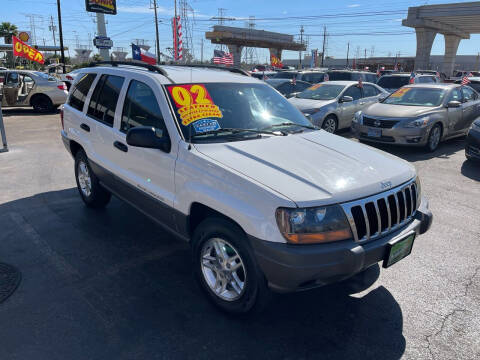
61,62 -> 433,313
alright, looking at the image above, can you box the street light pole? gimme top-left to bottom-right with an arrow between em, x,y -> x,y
153,0 -> 161,63
56,0 -> 66,73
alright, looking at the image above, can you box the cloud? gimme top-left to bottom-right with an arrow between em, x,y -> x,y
347,4 -> 360,7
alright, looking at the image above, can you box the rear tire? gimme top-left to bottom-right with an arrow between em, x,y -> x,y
192,217 -> 271,314
31,95 -> 54,113
74,150 -> 111,208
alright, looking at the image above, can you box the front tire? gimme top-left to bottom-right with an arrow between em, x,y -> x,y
322,115 -> 338,134
426,123 -> 442,152
192,217 -> 270,314
74,150 -> 111,208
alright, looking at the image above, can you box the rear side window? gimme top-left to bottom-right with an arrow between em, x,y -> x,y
68,73 -> 96,112
363,84 -> 379,97
121,80 -> 168,136
365,74 -> 378,83
87,74 -> 124,126
276,82 -> 293,95
447,88 -> 462,102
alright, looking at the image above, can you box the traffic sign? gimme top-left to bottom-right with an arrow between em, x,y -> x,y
93,36 -> 113,49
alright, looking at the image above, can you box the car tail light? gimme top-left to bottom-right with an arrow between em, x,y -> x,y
60,108 -> 64,130
58,84 -> 67,91
66,75 -> 74,80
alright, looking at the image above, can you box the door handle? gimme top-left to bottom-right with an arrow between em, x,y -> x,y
80,123 -> 90,132
113,141 -> 128,152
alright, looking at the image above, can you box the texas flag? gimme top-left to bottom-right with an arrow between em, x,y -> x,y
132,43 -> 156,65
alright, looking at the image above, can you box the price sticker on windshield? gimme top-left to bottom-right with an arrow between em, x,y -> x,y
308,84 -> 323,90
391,87 -> 411,98
167,84 -> 223,126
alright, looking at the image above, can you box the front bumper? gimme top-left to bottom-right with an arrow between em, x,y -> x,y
250,196 -> 432,293
351,121 -> 431,146
465,128 -> 480,160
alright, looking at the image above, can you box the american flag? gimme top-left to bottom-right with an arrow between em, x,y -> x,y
461,76 -> 471,85
213,50 -> 234,65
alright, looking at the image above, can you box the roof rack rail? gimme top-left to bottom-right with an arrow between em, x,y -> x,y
88,60 -> 170,77
161,63 -> 251,77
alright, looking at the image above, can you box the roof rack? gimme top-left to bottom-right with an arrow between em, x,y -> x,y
88,60 -> 170,77
161,63 -> 251,77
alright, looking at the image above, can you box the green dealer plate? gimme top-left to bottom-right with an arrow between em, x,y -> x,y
383,232 -> 416,268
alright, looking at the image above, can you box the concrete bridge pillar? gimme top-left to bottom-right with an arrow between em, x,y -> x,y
442,35 -> 462,77
414,28 -> 437,70
227,45 -> 243,67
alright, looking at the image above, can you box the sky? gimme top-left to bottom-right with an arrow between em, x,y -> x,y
1,0 -> 480,63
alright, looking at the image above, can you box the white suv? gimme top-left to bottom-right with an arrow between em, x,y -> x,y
61,62 -> 433,313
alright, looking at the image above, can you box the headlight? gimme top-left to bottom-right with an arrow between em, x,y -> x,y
353,111 -> 363,124
275,205 -> 352,244
415,176 -> 422,204
470,121 -> 480,131
405,116 -> 430,128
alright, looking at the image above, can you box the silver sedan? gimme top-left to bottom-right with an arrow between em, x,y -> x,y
288,80 -> 388,133
0,70 -> 68,112
351,84 -> 480,152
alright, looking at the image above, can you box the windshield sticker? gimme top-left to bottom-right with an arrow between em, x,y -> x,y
391,88 -> 411,97
167,84 -> 223,126
192,119 -> 221,133
308,84 -> 323,90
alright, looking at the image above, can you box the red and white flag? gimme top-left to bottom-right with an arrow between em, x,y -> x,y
132,43 -> 156,65
461,76 -> 471,85
213,50 -> 234,66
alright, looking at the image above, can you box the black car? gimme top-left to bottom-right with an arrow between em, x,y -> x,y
466,117 -> 480,161
265,79 -> 312,98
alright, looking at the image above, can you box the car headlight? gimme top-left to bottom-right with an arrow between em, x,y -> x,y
275,205 -> 352,244
470,121 -> 480,131
405,116 -> 430,128
415,176 -> 422,204
353,111 -> 363,124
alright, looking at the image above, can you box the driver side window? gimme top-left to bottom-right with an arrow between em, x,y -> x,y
447,88 -> 462,103
343,86 -> 362,101
121,80 -> 168,137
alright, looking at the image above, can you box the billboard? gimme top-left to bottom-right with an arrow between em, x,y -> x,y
85,0 -> 117,15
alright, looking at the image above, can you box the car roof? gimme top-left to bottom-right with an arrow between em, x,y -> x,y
322,80 -> 377,86
81,64 -> 260,84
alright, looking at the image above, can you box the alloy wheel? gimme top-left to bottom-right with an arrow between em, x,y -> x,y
322,117 -> 337,133
200,238 -> 246,301
429,126 -> 441,151
77,160 -> 92,197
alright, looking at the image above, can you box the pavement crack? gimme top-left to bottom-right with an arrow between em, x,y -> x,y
463,266 -> 480,298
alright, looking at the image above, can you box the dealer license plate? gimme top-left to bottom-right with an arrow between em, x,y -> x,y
367,128 -> 382,138
383,233 -> 416,268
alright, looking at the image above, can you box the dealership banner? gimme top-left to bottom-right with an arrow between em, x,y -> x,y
12,36 -> 44,64
85,0 -> 117,15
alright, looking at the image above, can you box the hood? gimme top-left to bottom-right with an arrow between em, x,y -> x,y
194,131 -> 415,207
288,97 -> 335,112
363,102 -> 439,118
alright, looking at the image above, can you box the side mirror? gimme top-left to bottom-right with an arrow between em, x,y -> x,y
339,95 -> 353,103
287,92 -> 300,98
126,126 -> 171,152
447,100 -> 461,108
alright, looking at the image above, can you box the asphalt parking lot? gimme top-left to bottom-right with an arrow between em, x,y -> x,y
0,109 -> 479,360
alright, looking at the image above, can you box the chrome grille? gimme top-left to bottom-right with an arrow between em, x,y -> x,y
363,116 -> 400,129
341,179 -> 419,243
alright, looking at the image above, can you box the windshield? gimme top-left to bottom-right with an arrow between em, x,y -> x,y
296,84 -> 345,100
166,82 -> 313,142
383,87 -> 446,107
377,76 -> 409,89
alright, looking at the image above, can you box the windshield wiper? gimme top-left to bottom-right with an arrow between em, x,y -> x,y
191,127 -> 285,138
262,122 -> 317,131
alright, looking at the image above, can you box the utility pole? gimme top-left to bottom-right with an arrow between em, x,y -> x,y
299,25 -> 304,69
364,48 -> 367,68
321,25 -> 326,67
346,42 -> 350,68
56,0 -> 66,74
200,38 -> 204,63
49,15 -> 57,56
152,0 -> 161,63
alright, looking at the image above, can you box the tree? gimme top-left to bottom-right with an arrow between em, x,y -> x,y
0,22 -> 18,44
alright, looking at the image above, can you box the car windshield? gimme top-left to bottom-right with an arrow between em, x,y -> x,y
377,76 -> 409,89
383,87 -> 446,107
166,82 -> 313,142
296,84 -> 345,100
